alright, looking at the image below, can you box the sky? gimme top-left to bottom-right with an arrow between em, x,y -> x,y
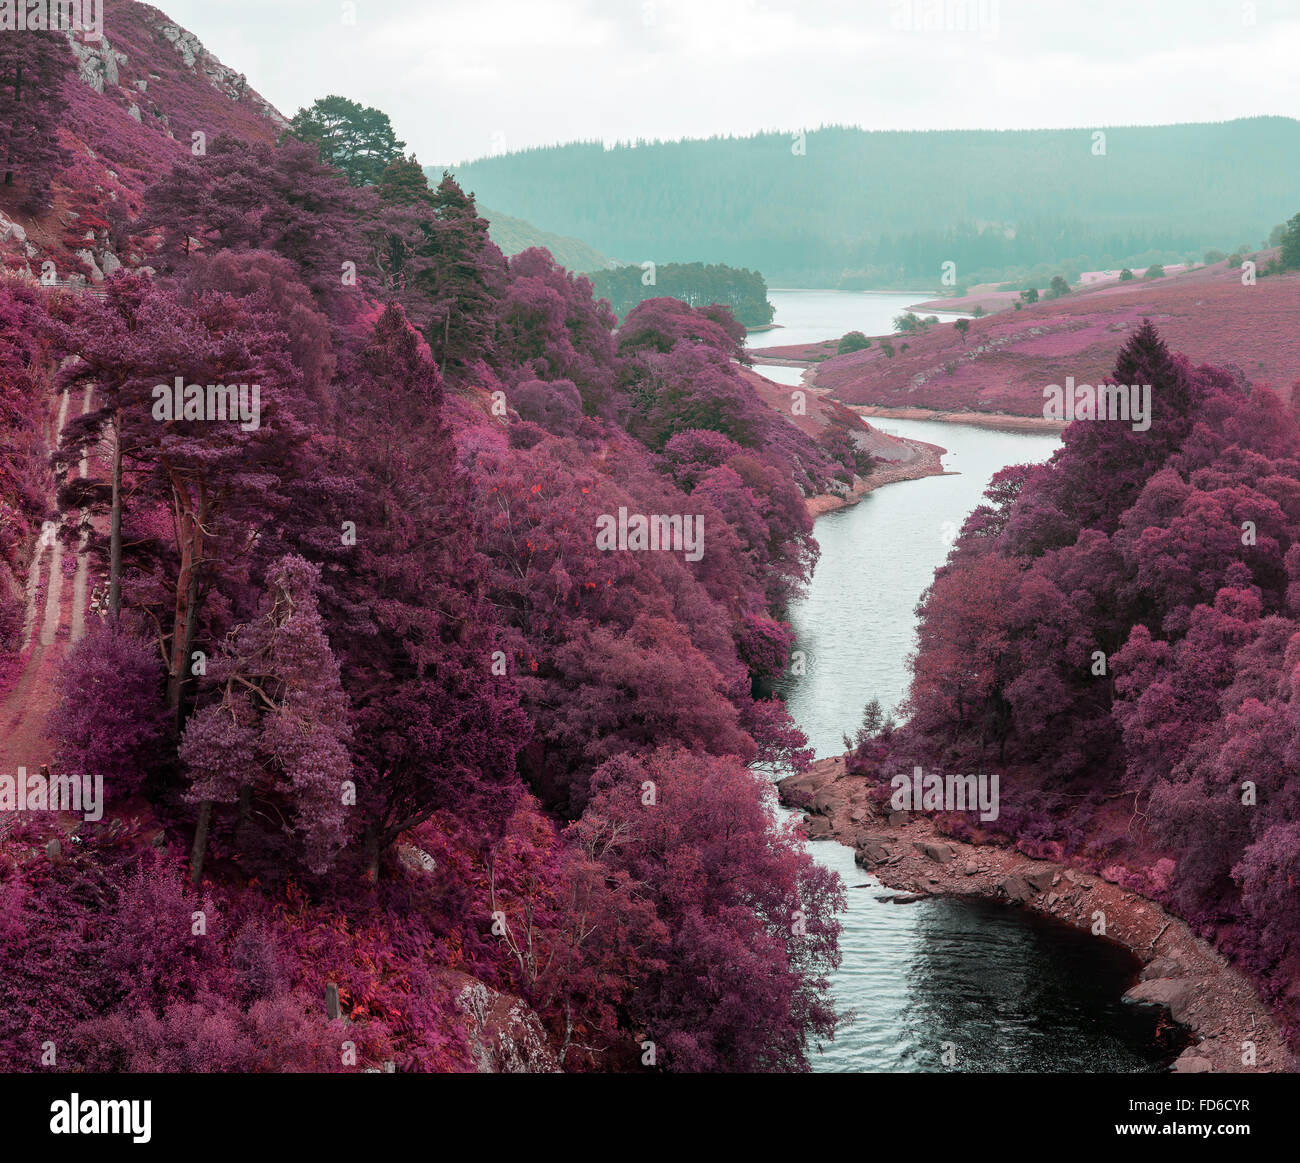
152,0 -> 1300,166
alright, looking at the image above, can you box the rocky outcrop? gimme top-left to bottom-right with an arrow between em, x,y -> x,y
152,19 -> 290,130
67,34 -> 123,94
454,979 -> 560,1073
1123,977 -> 1202,1025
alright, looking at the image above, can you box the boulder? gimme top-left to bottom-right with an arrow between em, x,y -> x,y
1123,977 -> 1201,1024
1021,865 -> 1055,893
1000,875 -> 1034,903
1140,956 -> 1186,981
854,836 -> 892,867
1173,1049 -> 1213,1073
812,787 -> 838,816
74,249 -> 105,283
777,769 -> 822,810
455,979 -> 559,1073
914,839 -> 955,864
803,814 -> 833,839
0,212 -> 27,244
396,843 -> 436,875
888,810 -> 909,826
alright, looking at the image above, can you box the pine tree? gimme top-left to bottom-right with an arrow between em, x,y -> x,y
286,95 -> 406,187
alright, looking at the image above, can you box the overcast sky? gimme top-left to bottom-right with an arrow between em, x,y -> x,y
152,0 -> 1300,166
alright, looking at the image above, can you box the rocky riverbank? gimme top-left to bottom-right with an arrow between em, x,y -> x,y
779,755 -> 1292,1074
805,439 -> 948,516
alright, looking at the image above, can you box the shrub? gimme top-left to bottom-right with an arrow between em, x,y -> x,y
837,330 -> 870,355
48,621 -> 168,799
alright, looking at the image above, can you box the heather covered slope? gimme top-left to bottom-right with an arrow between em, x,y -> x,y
1,0 -> 286,283
815,258 -> 1300,417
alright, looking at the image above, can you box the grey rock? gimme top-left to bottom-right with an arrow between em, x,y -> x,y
1140,956 -> 1186,981
1124,977 -> 1201,1024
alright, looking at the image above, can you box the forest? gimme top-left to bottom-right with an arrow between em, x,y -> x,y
587,262 -> 774,328
0,21 -> 869,1072
443,120 -> 1300,286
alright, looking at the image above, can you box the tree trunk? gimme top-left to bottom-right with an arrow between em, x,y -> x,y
173,564 -> 201,734
166,499 -> 202,718
108,417 -> 123,618
362,826 -> 382,882
189,800 -> 212,887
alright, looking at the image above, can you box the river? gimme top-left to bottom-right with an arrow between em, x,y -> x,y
749,298 -> 1183,1073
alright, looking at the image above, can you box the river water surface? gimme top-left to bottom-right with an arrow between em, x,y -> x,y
749,297 -> 1183,1073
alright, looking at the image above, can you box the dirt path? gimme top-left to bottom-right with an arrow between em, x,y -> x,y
0,388 -> 97,776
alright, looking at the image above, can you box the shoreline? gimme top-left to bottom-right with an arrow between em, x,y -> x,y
847,403 -> 1067,433
804,436 -> 949,517
779,755 -> 1291,1074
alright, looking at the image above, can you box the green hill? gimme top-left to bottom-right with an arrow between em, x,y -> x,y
437,119 -> 1300,287
468,201 -> 612,273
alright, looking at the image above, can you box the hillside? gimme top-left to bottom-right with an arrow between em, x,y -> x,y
0,3 -> 861,1076
467,204 -> 612,272
0,0 -> 286,284
441,120 -> 1300,286
811,255 -> 1300,417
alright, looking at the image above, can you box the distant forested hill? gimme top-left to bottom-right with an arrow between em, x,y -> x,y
439,119 -> 1300,287
476,204 -> 613,272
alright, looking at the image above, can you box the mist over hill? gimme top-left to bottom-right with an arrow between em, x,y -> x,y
474,204 -> 612,272
441,119 -> 1300,287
